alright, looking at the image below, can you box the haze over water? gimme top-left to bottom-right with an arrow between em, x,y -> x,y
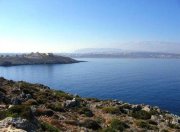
0,58 -> 180,115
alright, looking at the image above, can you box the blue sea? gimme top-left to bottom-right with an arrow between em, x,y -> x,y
0,58 -> 180,115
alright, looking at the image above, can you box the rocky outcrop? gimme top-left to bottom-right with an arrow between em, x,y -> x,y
0,117 -> 38,132
63,98 -> 80,108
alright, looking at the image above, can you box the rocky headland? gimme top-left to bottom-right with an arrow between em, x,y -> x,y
0,77 -> 179,132
0,52 -> 79,66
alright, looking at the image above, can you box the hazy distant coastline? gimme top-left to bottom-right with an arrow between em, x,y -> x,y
58,48 -> 180,59
0,52 -> 79,66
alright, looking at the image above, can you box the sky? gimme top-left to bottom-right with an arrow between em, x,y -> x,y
0,0 -> 180,53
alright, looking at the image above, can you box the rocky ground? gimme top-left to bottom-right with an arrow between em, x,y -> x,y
0,77 -> 179,132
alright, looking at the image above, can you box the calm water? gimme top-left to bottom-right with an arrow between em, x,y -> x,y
0,58 -> 180,115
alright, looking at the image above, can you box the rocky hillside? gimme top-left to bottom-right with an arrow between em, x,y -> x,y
0,52 -> 79,66
0,77 -> 179,132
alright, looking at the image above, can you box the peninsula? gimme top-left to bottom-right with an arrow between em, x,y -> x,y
0,52 -> 79,66
0,77 -> 179,131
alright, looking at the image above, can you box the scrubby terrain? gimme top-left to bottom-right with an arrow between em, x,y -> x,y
0,77 -> 179,132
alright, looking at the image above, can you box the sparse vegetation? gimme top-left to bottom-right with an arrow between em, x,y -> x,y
78,107 -> 94,117
0,77 -> 179,131
41,122 -> 60,132
55,90 -> 73,100
102,106 -> 120,114
81,119 -> 101,130
136,120 -> 158,130
131,110 -> 151,120
109,119 -> 129,131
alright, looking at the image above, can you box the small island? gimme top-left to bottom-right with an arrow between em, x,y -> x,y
0,52 -> 79,66
0,77 -> 179,131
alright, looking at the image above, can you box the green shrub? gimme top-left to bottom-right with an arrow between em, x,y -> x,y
136,121 -> 158,130
0,88 -> 6,94
102,107 -> 120,114
46,103 -> 65,112
149,109 -> 159,115
148,120 -> 158,125
78,107 -> 93,117
41,122 -> 60,132
161,129 -> 169,132
8,105 -> 34,120
0,110 -> 18,120
168,123 -> 180,129
55,90 -> 73,100
81,119 -> 101,130
24,99 -> 38,105
35,108 -> 54,117
131,110 -> 151,120
136,121 -> 152,129
102,127 -> 116,132
110,119 -> 129,131
86,98 -> 100,102
121,104 -> 131,109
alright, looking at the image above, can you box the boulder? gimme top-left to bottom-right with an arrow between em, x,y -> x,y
20,92 -> 26,98
151,115 -> 158,121
11,97 -> 21,105
142,105 -> 150,112
0,92 -> 5,100
0,117 -> 38,132
64,98 -> 80,108
8,105 -> 14,109
26,94 -> 32,99
0,105 -> 6,110
171,117 -> 180,125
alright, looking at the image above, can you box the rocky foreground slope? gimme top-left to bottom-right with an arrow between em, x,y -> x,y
0,77 -> 179,132
0,52 -> 79,66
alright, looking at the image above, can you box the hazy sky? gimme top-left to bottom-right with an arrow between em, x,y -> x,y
0,0 -> 180,53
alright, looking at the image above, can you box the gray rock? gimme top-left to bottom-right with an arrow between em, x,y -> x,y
26,94 -> 32,99
64,98 -> 80,108
20,92 -> 26,98
142,105 -> 151,112
0,117 -> 38,132
11,97 -> 21,105
12,117 -> 38,132
171,117 -> 180,125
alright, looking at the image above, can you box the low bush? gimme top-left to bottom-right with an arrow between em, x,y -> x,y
55,90 -> 73,100
8,105 -> 34,120
121,104 -> 132,109
136,121 -> 152,129
110,119 -> 129,131
102,106 -> 120,114
41,122 -> 59,132
131,110 -> 151,120
81,119 -> 101,130
161,129 -> 169,132
23,99 -> 38,105
102,127 -> 116,132
86,98 -> 100,102
35,108 -> 54,117
168,123 -> 180,129
46,103 -> 65,112
0,110 -> 18,120
136,121 -> 158,130
148,120 -> 158,125
78,107 -> 93,117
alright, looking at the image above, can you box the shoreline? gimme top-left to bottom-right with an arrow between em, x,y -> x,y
0,77 -> 179,131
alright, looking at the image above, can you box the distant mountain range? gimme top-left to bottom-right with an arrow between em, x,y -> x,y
59,48 -> 180,59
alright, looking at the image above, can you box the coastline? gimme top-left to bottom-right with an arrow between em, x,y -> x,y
0,77 -> 179,131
